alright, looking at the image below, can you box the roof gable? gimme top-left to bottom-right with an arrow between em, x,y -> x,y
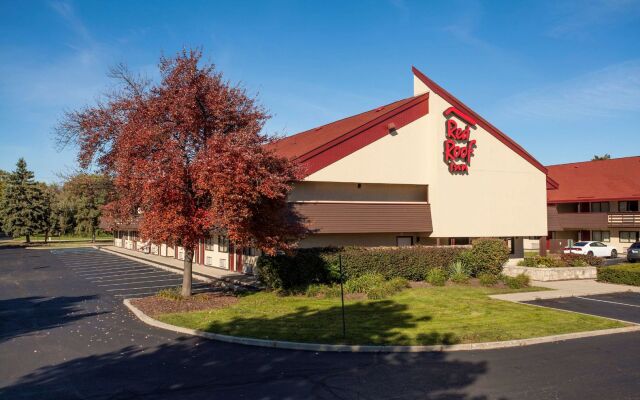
411,66 -> 553,183
547,156 -> 640,203
269,93 -> 429,176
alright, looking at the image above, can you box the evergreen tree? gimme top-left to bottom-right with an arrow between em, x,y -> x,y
0,170 -> 8,236
64,173 -> 112,242
38,183 -> 59,243
0,159 -> 46,243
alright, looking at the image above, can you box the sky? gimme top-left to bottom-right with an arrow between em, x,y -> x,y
1,0 -> 639,182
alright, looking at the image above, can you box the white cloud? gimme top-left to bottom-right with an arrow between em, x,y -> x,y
499,60 -> 640,119
547,0 -> 640,38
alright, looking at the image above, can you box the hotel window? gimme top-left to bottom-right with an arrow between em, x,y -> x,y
218,235 -> 229,253
204,236 -> 215,251
243,247 -> 257,256
590,202 -> 609,212
619,201 -> 639,212
592,231 -> 610,242
620,231 -> 639,243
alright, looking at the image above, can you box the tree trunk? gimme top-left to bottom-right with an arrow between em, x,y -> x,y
25,234 -> 30,244
181,247 -> 194,297
91,227 -> 96,243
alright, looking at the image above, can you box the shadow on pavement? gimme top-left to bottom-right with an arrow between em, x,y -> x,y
0,337 -> 492,400
0,295 -> 107,344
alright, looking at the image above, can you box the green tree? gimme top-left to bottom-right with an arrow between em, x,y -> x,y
38,183 -> 60,243
63,173 -> 113,242
0,159 -> 46,243
0,169 -> 8,236
592,154 -> 611,161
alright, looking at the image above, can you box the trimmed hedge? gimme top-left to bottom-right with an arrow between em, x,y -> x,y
597,264 -> 640,286
256,246 -> 466,289
255,248 -> 338,291
256,240 -> 510,290
334,246 -> 466,281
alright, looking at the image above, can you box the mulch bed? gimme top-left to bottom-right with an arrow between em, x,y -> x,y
131,292 -> 239,317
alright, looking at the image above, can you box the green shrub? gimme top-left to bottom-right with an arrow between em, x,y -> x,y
255,248 -> 337,290
426,268 -> 447,286
256,246 -> 465,289
463,238 -> 510,276
306,274 -> 408,299
561,253 -> 604,266
597,264 -> 640,286
335,246 -> 466,281
504,273 -> 530,289
518,256 -> 564,268
344,273 -> 386,294
448,260 -> 470,283
157,287 -> 183,301
478,273 -> 499,286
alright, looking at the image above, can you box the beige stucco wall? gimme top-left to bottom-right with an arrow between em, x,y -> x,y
304,75 -> 548,238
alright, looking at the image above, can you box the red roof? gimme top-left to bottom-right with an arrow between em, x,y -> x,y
547,156 -> 640,203
269,93 -> 429,176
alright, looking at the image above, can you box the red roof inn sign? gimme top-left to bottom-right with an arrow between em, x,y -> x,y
443,107 -> 477,174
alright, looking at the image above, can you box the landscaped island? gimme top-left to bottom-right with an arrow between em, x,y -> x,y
134,285 -> 625,346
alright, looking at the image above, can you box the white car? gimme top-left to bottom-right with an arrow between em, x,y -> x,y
563,241 -> 618,258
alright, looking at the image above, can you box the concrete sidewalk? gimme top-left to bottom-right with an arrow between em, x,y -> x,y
99,245 -> 260,289
491,279 -> 640,302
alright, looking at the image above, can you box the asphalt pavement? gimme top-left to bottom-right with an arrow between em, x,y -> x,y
525,292 -> 640,324
2,247 -> 640,400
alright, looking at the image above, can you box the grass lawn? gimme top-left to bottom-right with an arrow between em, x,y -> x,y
12,233 -> 113,242
157,286 -> 625,346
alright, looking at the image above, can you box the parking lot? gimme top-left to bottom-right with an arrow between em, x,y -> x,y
52,248 -> 214,298
525,292 -> 640,324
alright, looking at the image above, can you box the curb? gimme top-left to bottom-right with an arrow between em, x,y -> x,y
123,298 -> 640,353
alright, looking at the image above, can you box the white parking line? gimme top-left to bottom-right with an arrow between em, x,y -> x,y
79,270 -> 148,278
575,296 -> 640,309
89,271 -> 175,279
75,267 -> 149,275
80,269 -> 158,278
98,278 -> 182,287
69,262 -> 136,269
90,273 -> 174,283
74,265 -> 142,272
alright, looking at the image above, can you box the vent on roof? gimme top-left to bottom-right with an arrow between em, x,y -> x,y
374,107 -> 385,112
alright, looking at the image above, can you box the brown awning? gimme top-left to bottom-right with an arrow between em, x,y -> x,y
292,202 -> 433,234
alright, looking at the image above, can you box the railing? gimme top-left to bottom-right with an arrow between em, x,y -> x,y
551,212 -> 608,230
608,212 -> 640,227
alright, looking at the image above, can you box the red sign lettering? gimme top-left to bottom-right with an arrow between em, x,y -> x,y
443,117 -> 477,174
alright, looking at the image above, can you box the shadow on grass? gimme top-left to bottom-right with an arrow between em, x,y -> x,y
0,337 -> 492,400
197,298 -> 460,346
0,295 -> 107,344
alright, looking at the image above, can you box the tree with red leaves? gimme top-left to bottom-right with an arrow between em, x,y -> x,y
58,50 -> 305,296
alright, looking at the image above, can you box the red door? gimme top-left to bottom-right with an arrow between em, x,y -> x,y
236,249 -> 243,273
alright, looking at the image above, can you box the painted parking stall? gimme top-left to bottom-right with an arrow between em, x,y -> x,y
525,292 -> 640,324
52,248 -> 212,298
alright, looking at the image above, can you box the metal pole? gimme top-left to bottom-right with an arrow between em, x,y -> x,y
339,254 -> 346,339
